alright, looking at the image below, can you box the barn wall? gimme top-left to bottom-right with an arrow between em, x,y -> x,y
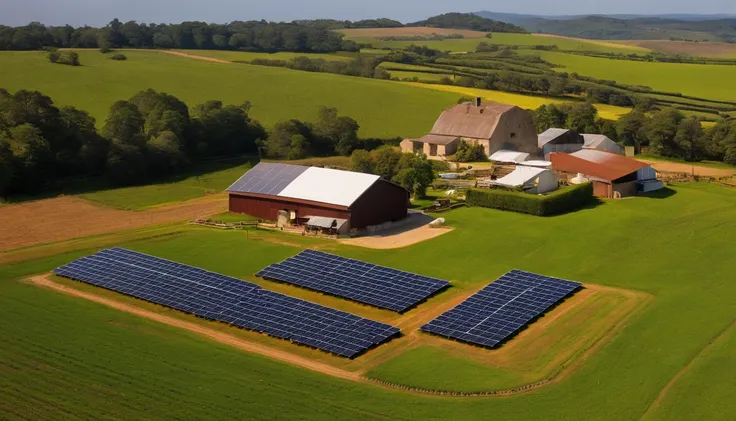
350,180 -> 409,229
592,181 -> 612,198
489,107 -> 538,156
613,181 -> 639,198
229,195 -> 350,222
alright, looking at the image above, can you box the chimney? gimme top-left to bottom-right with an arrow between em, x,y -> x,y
475,97 -> 482,107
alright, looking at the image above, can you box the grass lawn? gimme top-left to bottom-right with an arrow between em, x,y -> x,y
0,50 -> 462,139
1,182 -> 735,419
529,51 -> 736,102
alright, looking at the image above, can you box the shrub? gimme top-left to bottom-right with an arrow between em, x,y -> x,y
100,47 -> 112,53
466,182 -> 593,216
48,51 -> 61,63
109,54 -> 127,61
455,140 -> 487,162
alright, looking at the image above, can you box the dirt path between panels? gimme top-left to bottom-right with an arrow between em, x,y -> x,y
155,50 -> 231,63
28,275 -> 361,382
0,195 -> 227,252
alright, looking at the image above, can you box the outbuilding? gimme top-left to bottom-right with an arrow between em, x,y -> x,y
227,163 -> 409,230
583,134 -> 625,155
538,128 -> 585,159
400,99 -> 538,157
549,149 -> 663,198
490,166 -> 559,194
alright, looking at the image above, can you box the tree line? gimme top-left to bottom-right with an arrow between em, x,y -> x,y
0,89 -> 388,198
349,147 -> 434,198
0,20 -> 358,53
533,103 -> 736,165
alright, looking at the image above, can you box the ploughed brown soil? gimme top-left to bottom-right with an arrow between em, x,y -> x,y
623,40 -> 736,58
0,195 -> 227,252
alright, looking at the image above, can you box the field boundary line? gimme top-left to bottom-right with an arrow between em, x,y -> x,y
27,275 -> 361,383
362,285 -> 653,397
639,319 -> 735,420
29,274 -> 651,398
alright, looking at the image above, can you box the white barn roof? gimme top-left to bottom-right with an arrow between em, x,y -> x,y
227,162 -> 381,207
490,149 -> 530,164
492,166 -> 550,188
277,167 -> 380,207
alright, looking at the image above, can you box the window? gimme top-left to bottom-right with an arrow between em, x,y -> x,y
510,133 -> 517,139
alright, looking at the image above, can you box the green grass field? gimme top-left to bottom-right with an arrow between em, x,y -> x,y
347,33 -> 647,54
529,51 -> 736,102
0,50 -> 462,138
391,71 -> 452,81
1,182 -> 735,419
170,49 -> 353,62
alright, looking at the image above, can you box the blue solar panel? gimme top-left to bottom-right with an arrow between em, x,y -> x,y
421,270 -> 580,348
227,162 -> 308,195
257,250 -> 449,312
54,248 -> 399,358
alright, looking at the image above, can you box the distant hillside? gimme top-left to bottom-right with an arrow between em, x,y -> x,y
475,11 -> 736,42
408,13 -> 527,34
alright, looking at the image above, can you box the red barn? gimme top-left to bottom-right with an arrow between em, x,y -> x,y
227,162 -> 409,231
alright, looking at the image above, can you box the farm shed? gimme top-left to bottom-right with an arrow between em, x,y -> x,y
491,166 -> 559,194
490,149 -> 530,164
549,150 -> 663,198
583,134 -> 625,155
538,128 -> 585,159
400,99 -> 538,157
227,163 -> 409,230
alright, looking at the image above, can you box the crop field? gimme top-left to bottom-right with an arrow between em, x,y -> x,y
527,51 -> 736,102
338,27 -> 490,38
391,71 -> 452,81
401,82 -> 632,120
346,32 -> 647,54
1,180 -> 735,419
0,50 -> 461,138
619,40 -> 736,58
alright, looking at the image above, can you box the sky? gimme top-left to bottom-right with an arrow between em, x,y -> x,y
1,0 -> 736,27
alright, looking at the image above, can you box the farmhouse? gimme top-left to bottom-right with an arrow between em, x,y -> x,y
490,166 -> 559,194
582,134 -> 625,155
538,128 -> 584,158
400,99 -> 538,157
227,162 -> 409,231
550,149 -> 663,198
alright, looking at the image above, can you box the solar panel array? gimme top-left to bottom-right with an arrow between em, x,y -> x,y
421,270 -> 580,348
227,162 -> 308,195
257,250 -> 449,312
54,248 -> 400,358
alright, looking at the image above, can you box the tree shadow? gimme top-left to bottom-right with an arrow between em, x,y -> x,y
638,187 -> 677,199
2,156 -> 258,205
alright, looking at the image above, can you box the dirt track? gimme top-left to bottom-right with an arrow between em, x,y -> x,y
340,226 -> 454,249
0,195 -> 227,252
642,160 -> 736,177
156,50 -> 231,63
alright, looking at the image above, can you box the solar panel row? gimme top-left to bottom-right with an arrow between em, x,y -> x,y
54,248 -> 399,358
421,270 -> 580,348
227,162 -> 307,195
257,249 -> 449,312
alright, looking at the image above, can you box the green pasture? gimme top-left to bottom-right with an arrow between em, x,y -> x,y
79,160 -> 252,210
529,51 -> 736,102
347,33 -> 647,54
170,49 -> 352,62
0,50 -> 460,138
1,182 -> 735,419
391,71 -> 452,81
